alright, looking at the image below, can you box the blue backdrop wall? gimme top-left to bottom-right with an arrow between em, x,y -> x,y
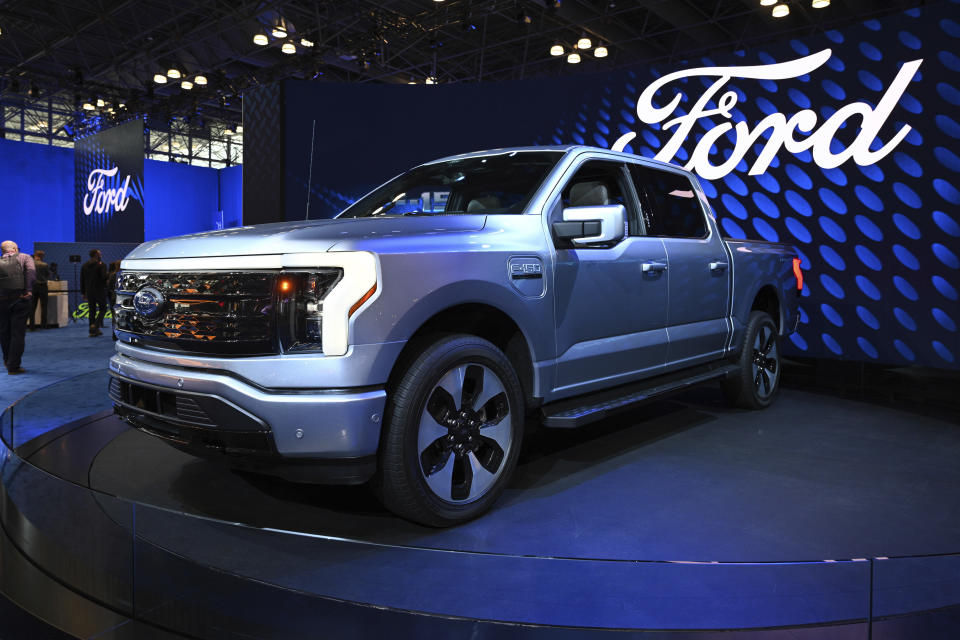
143,160 -> 218,241
0,140 -> 242,254
0,138 -> 74,253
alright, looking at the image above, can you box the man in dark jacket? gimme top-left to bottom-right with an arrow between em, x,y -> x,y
30,249 -> 50,330
80,249 -> 108,337
0,240 -> 36,374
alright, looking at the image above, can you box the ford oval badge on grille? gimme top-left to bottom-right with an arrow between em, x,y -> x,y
133,286 -> 165,319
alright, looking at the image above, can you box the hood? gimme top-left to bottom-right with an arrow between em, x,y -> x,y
124,215 -> 488,260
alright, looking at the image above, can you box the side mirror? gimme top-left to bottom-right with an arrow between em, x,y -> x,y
553,204 -> 626,246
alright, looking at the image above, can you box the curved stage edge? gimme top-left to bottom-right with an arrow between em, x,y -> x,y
2,372 -> 960,639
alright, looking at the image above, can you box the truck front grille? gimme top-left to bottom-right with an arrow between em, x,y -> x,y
115,271 -> 277,355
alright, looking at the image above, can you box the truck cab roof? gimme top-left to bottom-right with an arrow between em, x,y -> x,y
424,145 -> 682,173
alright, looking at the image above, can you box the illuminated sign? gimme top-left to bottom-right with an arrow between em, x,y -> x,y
612,49 -> 924,180
83,166 -> 134,216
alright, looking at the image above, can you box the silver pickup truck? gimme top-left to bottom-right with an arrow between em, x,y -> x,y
109,145 -> 801,526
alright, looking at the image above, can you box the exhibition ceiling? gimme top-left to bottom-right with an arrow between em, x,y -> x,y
0,0 -> 927,128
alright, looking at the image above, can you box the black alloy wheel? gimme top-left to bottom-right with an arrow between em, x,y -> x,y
374,334 -> 525,527
722,310 -> 782,409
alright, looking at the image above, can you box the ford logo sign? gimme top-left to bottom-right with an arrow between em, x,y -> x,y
133,286 -> 165,319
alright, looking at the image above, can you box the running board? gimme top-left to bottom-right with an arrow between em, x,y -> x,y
540,362 -> 740,428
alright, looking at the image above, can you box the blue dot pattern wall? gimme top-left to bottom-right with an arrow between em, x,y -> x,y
540,1 -> 959,369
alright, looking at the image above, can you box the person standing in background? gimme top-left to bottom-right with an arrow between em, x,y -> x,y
30,249 -> 50,331
106,260 -> 121,341
80,249 -> 108,337
0,241 -> 36,375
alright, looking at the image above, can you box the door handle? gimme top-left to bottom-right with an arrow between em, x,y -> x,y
642,261 -> 667,273
709,261 -> 729,272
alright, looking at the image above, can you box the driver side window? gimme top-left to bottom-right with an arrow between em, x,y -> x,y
561,160 -> 628,209
558,160 -> 637,236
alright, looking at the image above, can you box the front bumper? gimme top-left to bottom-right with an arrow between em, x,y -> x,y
109,352 -> 387,475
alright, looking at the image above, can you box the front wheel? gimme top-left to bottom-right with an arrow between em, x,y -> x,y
374,334 -> 525,527
722,311 -> 782,409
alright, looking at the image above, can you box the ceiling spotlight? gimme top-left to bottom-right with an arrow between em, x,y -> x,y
253,33 -> 268,45
567,52 -> 581,64
300,37 -> 314,47
153,73 -> 167,84
195,74 -> 207,85
577,36 -> 592,50
594,45 -> 608,58
772,3 -> 790,17
82,102 -> 95,111
760,0 -> 777,5
166,67 -> 181,79
811,0 -> 830,7
550,44 -> 564,56
272,27 -> 287,38
181,80 -> 193,90
281,41 -> 296,54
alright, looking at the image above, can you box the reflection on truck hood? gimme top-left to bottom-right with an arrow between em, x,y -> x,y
125,215 -> 488,260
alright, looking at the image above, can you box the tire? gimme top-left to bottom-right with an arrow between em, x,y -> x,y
721,311 -> 782,409
374,334 -> 525,527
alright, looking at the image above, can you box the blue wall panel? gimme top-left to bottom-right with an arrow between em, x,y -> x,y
219,164 -> 243,230
143,159 -> 219,241
0,139 -> 74,254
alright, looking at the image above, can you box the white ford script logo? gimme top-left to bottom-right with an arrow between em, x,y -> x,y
612,49 -> 923,180
83,166 -> 134,216
133,286 -> 165,319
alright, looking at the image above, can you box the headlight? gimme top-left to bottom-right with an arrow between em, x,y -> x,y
277,269 -> 343,352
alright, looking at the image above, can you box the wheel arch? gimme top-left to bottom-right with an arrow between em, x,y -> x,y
750,284 -> 783,334
386,301 -> 540,410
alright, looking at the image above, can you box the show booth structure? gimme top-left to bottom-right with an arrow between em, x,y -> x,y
0,1 -> 959,637
242,1 -> 959,372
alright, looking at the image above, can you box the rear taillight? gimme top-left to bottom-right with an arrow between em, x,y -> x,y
792,257 -> 804,292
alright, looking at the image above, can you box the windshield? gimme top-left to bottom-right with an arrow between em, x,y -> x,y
338,150 -> 563,218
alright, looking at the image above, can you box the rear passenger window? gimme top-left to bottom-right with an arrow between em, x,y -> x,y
629,165 -> 707,238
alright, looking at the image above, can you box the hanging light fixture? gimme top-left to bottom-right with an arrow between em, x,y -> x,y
236,124 -> 243,134
425,76 -> 438,84
166,66 -> 181,79
594,44 -> 608,58
772,4 -> 790,17
272,26 -> 287,38
577,36 -> 592,49
195,74 -> 207,85
82,102 -> 95,111
811,0 -> 830,7
281,41 -> 296,54
567,52 -> 581,64
760,0 -> 777,5
550,44 -> 564,56
153,73 -> 167,84
96,98 -> 105,107
300,37 -> 315,47
181,80 -> 193,90
253,33 -> 268,45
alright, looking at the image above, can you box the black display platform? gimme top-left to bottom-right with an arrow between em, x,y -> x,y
2,371 -> 959,639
